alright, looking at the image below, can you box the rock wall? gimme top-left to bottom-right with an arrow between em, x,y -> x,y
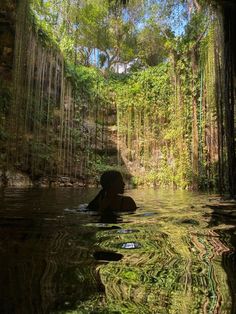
0,1 -> 128,188
0,0 -> 16,81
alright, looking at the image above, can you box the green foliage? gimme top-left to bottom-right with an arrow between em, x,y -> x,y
112,62 -> 193,188
137,24 -> 167,66
30,0 -> 166,69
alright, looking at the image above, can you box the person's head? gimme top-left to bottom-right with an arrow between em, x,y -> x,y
100,170 -> 125,195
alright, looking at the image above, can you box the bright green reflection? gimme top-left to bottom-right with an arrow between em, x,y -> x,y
68,190 -> 233,314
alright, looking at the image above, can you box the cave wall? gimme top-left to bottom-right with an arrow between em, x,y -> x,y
220,1 -> 236,196
0,0 -> 16,81
0,0 -> 122,187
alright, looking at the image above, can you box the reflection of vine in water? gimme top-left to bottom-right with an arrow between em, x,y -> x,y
84,214 -> 233,313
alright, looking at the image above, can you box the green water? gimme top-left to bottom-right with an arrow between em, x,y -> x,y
0,188 -> 235,314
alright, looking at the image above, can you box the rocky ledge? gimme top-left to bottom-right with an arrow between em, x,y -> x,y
0,170 -> 92,188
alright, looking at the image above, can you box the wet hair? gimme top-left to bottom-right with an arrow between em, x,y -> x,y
87,170 -> 122,210
100,170 -> 122,190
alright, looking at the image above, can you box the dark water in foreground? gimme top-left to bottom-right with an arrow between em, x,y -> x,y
0,188 -> 235,314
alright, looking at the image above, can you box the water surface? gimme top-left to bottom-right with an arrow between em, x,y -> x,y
0,188 -> 235,313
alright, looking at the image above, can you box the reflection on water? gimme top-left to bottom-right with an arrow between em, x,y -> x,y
119,242 -> 141,249
0,188 -> 235,313
117,229 -> 139,234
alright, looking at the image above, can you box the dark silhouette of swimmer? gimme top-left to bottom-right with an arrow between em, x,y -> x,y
87,170 -> 137,213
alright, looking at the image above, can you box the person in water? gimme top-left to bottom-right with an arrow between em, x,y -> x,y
87,170 -> 137,212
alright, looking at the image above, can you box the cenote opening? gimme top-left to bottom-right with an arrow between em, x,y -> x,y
0,0 -> 236,313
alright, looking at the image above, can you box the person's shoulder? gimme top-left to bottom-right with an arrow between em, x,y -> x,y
122,195 -> 137,211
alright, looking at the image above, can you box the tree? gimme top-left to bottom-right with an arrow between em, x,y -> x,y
137,24 -> 167,66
